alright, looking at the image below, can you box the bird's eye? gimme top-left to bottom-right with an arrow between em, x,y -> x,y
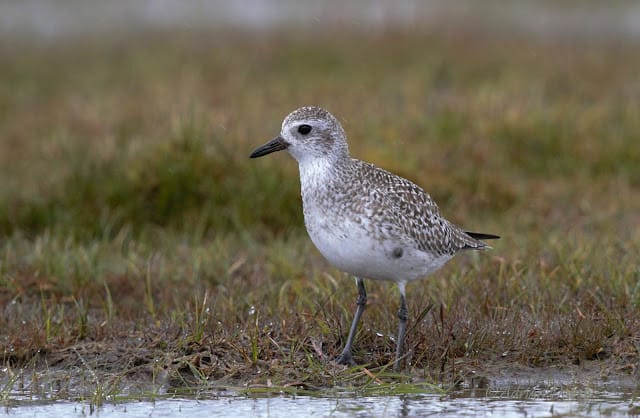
297,124 -> 312,135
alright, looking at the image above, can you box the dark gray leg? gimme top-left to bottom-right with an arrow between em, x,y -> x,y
336,277 -> 367,365
394,282 -> 408,371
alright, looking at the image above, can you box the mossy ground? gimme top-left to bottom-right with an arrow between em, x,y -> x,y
1,29 -> 639,402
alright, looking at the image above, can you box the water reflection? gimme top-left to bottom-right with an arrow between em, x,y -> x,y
3,390 -> 637,417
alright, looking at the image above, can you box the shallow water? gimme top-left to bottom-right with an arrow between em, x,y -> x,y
3,389 -> 638,418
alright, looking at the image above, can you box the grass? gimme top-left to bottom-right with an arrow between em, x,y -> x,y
0,28 -> 639,401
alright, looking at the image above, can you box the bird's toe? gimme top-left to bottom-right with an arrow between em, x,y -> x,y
335,352 -> 357,366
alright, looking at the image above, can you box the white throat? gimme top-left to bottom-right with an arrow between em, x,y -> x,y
297,157 -> 334,192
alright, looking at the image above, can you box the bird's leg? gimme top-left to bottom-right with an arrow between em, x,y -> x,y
336,277 -> 367,366
394,282 -> 408,372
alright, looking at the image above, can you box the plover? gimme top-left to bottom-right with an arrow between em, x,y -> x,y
250,106 -> 498,371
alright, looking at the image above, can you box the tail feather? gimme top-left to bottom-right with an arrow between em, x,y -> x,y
460,231 -> 500,251
465,231 -> 500,241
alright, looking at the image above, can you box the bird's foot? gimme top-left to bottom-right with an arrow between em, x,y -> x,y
393,358 -> 402,372
335,351 -> 357,366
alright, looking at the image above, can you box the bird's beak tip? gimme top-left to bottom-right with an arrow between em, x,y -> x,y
249,136 -> 288,158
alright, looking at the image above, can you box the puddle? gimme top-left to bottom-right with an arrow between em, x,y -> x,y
3,389 -> 639,417
2,363 -> 639,416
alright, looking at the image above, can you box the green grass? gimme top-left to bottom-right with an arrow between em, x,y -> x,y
0,30 -> 639,400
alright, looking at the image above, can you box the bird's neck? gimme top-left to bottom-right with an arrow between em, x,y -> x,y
298,154 -> 351,192
298,158 -> 333,189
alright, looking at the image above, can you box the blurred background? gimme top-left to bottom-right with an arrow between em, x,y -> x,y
2,0 -> 640,41
2,0 -> 638,237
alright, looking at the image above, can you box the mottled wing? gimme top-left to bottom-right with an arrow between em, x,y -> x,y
350,160 -> 488,256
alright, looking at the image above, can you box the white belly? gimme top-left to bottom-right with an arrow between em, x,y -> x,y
305,213 -> 451,283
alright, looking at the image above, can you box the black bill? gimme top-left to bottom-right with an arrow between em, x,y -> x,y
249,136 -> 289,158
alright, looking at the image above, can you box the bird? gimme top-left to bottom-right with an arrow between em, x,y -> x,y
250,106 -> 498,371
